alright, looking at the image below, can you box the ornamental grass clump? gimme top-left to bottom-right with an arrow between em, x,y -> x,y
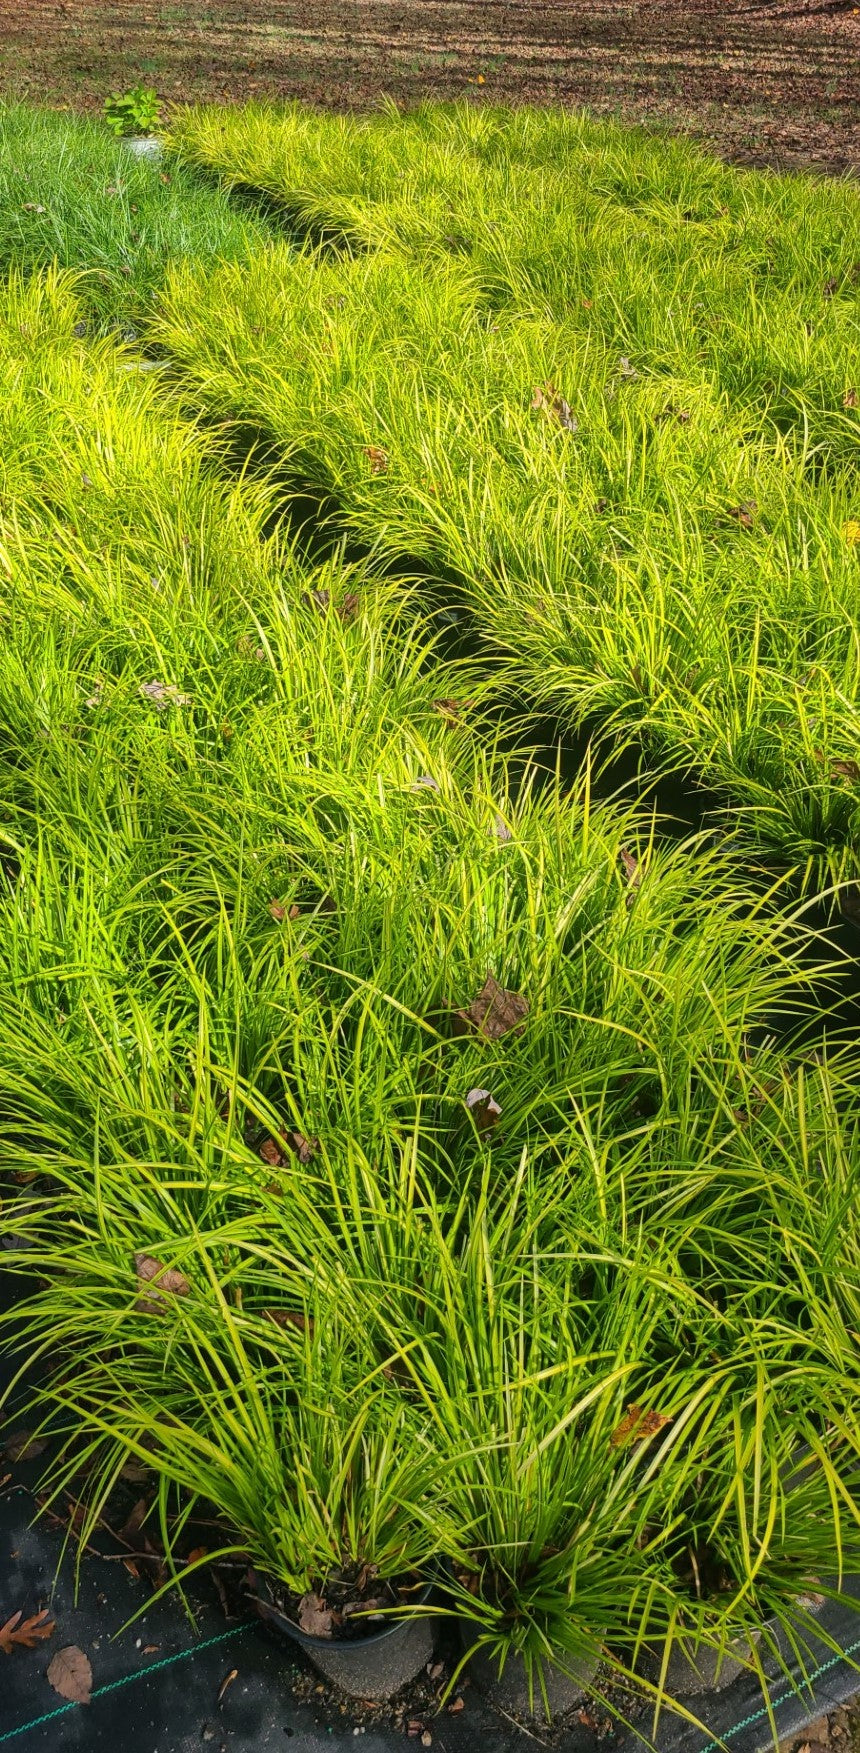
8,1133 -> 860,1727
0,234 -> 859,1725
154,140 -> 860,889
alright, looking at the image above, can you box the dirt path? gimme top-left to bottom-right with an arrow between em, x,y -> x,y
2,0 -> 859,175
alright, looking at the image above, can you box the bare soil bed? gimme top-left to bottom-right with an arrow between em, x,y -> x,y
2,0 -> 860,175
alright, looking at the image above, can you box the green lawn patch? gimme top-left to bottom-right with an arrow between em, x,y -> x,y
0,103 -> 279,331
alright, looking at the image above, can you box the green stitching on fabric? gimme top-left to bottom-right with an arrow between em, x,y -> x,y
1,1621 -> 858,1749
0,1620 -> 249,1745
696,1633 -> 860,1753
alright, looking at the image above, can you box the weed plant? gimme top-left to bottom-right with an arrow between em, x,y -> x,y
0,105 -> 278,332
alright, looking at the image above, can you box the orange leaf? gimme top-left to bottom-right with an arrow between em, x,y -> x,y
0,1608 -> 55,1655
610,1403 -> 673,1448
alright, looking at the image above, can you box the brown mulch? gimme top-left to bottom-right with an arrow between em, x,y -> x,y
781,1704 -> 860,1753
1,0 -> 860,176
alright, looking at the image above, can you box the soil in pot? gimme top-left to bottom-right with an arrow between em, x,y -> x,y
248,1565 -> 436,1701
458,1621 -> 600,1721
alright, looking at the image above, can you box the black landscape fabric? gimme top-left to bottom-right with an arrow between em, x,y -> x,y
2,1472 -> 860,1753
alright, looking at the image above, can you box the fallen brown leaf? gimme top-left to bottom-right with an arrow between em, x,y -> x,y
284,1130 -> 319,1166
134,1252 -> 190,1314
364,445 -> 389,474
298,1592 -> 336,1638
185,1546 -> 209,1566
47,1645 -> 92,1705
264,1309 -> 314,1333
844,389 -> 859,409
432,698 -> 461,726
448,1696 -> 465,1714
454,973 -> 529,1042
531,380 -> 578,432
610,1403 -> 673,1448
4,1430 -> 49,1463
465,1089 -> 503,1134
830,759 -> 860,783
217,1666 -> 238,1704
139,680 -> 191,710
729,499 -> 758,529
619,847 -> 641,905
0,1609 -> 55,1655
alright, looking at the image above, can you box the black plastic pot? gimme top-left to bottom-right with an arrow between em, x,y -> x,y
457,1620 -> 600,1720
249,1570 -> 436,1700
647,1627 -> 762,1697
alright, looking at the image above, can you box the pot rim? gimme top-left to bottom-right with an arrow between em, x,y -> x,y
248,1567 -> 436,1652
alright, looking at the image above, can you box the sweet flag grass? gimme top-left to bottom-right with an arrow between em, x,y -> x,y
160,103 -> 860,888
0,102 -> 858,1732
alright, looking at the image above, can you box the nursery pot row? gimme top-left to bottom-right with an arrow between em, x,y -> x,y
250,1568 -> 600,1713
251,1567 -> 774,1716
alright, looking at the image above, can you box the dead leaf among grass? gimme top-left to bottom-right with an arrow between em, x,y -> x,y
134,1252 -> 191,1313
364,445 -> 389,474
139,679 -> 191,709
610,1403 -> 673,1448
3,1429 -> 49,1463
465,1088 -> 502,1132
728,499 -> 758,528
531,380 -> 578,432
454,973 -> 529,1041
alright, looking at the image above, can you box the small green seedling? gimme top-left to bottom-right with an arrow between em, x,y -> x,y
103,86 -> 162,139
